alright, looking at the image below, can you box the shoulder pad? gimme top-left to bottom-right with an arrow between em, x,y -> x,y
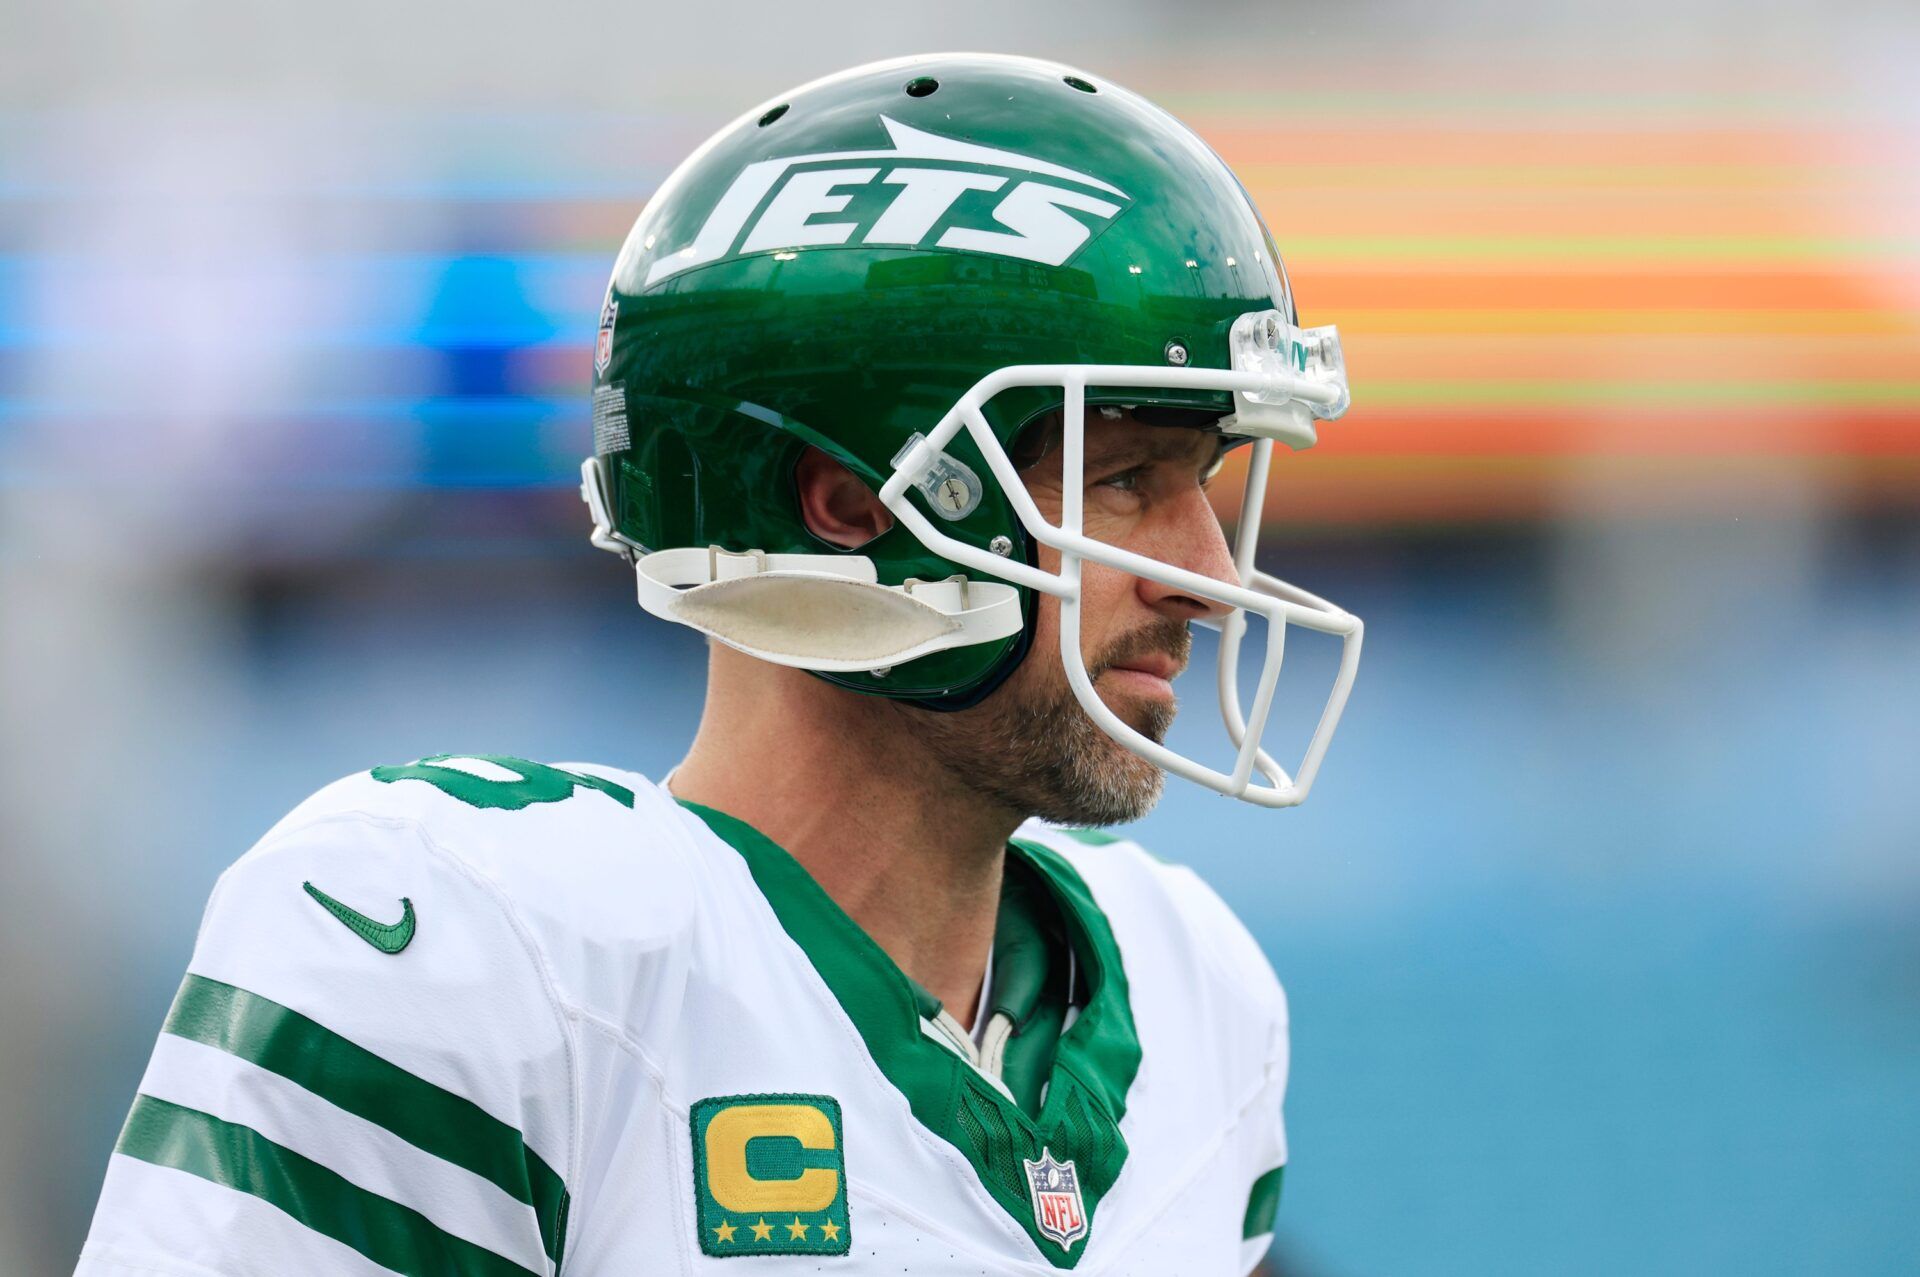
260,756 -> 702,1034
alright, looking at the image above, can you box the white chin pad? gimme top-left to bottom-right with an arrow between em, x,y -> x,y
670,575 -> 961,669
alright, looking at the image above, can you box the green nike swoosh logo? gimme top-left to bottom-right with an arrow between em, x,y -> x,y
302,882 -> 416,954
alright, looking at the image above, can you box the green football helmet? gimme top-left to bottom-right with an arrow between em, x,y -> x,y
582,53 -> 1361,807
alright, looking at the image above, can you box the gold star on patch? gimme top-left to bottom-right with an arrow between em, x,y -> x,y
785,1217 -> 811,1241
711,1220 -> 736,1244
819,1219 -> 842,1242
749,1218 -> 774,1242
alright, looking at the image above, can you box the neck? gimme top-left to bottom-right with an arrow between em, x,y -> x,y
669,645 -> 1021,1029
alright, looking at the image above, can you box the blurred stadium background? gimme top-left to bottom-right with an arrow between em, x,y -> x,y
3,2 -> 1917,1273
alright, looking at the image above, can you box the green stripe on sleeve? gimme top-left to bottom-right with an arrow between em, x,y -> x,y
163,973 -> 568,1269
1242,1164 -> 1285,1239
117,1094 -> 539,1277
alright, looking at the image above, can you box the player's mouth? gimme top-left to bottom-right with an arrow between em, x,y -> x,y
1098,652 -> 1184,701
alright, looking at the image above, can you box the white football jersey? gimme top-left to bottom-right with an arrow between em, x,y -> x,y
77,755 -> 1290,1276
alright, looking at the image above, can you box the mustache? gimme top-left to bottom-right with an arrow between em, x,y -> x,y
1091,618 -> 1193,678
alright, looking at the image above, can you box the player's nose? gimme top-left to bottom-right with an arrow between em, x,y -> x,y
1136,486 -> 1241,623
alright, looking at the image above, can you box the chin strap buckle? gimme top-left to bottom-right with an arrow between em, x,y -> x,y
707,545 -> 769,581
902,574 -> 971,611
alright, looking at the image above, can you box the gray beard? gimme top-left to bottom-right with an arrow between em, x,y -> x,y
907,666 -> 1175,828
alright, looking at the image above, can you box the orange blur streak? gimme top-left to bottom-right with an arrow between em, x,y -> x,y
1207,410 -> 1920,463
1304,272 -> 1906,310
1352,334 -> 1920,381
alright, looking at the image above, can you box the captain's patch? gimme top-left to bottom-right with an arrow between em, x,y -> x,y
691,1094 -> 851,1257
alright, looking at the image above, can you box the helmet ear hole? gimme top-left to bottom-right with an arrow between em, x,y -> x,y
795,447 -> 894,550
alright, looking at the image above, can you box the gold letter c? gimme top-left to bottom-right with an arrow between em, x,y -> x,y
704,1104 -> 839,1214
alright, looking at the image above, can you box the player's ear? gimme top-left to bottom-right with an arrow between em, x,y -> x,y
795,446 -> 894,549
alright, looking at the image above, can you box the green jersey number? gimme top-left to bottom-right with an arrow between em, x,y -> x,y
372,754 -> 634,812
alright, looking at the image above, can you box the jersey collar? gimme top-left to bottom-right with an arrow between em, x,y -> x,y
677,798 -> 1140,1268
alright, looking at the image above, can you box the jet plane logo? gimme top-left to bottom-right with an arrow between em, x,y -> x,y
642,116 -> 1130,286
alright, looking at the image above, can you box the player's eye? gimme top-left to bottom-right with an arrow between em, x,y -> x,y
1095,465 -> 1145,492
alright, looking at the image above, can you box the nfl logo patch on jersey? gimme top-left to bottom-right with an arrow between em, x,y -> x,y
1023,1148 -> 1088,1251
691,1094 -> 851,1257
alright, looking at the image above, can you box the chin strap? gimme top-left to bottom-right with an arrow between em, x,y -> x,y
582,458 -> 1022,675
632,545 -> 1023,675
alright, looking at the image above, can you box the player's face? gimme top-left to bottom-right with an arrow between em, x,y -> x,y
909,411 -> 1239,826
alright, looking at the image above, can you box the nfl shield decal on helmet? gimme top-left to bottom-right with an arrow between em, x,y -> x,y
594,291 -> 618,377
1024,1148 -> 1089,1250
